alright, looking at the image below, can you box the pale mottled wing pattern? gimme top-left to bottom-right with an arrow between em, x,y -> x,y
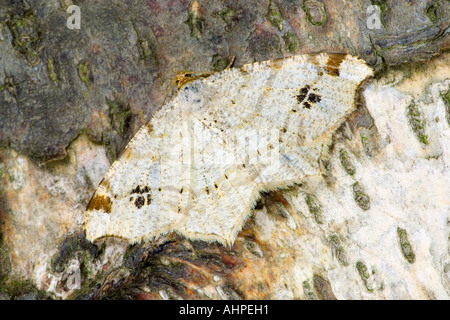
84,53 -> 373,245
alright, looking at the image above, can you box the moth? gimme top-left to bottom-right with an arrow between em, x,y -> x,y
84,53 -> 373,246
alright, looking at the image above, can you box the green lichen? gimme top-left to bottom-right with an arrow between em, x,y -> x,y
214,7 -> 238,31
282,31 -> 300,53
397,227 -> 415,264
105,142 -> 117,164
370,0 -> 388,15
328,234 -> 348,266
440,89 -> 450,126
79,253 -> 93,279
302,0 -> 327,26
106,97 -> 131,136
185,0 -> 204,38
425,154 -> 440,160
361,135 -> 369,149
137,38 -> 152,60
131,20 -> 153,60
211,54 -> 229,72
425,2 -> 439,22
2,279 -> 49,299
360,130 -> 377,157
305,193 -> 323,224
214,7 -> 236,23
339,148 -> 356,176
266,0 -> 283,31
356,261 -> 374,292
46,57 -> 58,83
4,9 -> 42,66
406,103 -> 428,145
0,72 -> 17,100
51,233 -> 98,273
302,280 -> 317,300
356,261 -> 369,279
352,182 -> 370,211
77,60 -> 89,88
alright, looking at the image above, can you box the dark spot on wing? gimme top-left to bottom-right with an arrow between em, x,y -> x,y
180,187 -> 184,194
205,187 -> 210,195
308,93 -> 321,103
297,85 -> 321,108
87,194 -> 112,213
131,185 -> 150,194
296,85 -> 311,103
296,93 -> 307,103
325,54 -> 345,77
130,185 -> 152,207
134,196 -> 145,209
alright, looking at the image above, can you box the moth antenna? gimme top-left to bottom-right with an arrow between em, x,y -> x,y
138,109 -> 145,124
225,56 -> 236,70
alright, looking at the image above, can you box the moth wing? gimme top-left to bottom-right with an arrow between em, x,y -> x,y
179,53 -> 372,189
84,53 -> 373,246
173,116 -> 260,245
83,103 -> 192,243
